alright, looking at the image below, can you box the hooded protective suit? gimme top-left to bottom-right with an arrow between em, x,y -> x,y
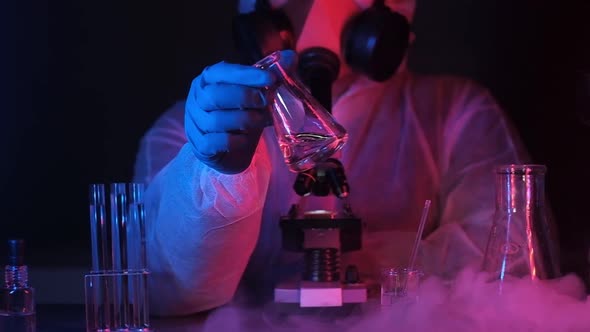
133,0 -> 529,316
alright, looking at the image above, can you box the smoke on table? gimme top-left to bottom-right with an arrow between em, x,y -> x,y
198,267 -> 590,332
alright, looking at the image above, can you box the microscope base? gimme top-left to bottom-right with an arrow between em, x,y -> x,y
274,281 -> 367,307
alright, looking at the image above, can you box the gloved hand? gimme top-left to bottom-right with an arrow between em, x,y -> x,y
185,50 -> 296,174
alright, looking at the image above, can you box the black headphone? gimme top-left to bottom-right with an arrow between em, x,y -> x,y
232,0 -> 411,82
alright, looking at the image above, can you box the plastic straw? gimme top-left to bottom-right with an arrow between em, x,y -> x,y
408,199 -> 432,271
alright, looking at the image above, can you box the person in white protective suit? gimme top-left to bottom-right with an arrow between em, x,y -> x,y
133,0 -> 530,317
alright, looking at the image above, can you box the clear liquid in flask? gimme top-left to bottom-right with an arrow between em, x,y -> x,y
280,132 -> 346,172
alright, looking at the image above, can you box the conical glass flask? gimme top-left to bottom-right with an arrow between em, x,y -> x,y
482,164 -> 561,292
254,51 -> 348,173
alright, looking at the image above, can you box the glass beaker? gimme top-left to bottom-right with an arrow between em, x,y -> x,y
380,267 -> 422,306
254,51 -> 348,173
482,165 -> 561,293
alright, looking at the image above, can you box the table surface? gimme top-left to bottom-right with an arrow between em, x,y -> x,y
36,304 -> 208,332
35,302 -> 372,332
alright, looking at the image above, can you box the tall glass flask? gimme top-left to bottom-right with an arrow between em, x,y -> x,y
254,51 -> 348,173
482,165 -> 561,291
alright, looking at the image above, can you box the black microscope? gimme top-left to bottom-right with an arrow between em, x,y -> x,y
273,47 -> 367,307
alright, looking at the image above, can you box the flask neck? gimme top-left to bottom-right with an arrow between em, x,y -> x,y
4,265 -> 29,288
495,165 -> 546,212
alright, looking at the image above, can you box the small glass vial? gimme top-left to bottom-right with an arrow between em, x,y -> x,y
0,239 -> 36,332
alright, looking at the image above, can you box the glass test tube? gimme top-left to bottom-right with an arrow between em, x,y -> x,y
87,183 -> 151,331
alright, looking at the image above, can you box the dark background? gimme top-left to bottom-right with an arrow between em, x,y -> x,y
1,0 -> 589,283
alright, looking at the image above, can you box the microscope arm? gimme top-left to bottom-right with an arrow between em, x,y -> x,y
293,158 -> 350,198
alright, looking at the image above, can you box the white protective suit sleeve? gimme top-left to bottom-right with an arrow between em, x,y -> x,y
133,101 -> 272,316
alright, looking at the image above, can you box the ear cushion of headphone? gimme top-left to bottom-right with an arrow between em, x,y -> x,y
341,6 -> 410,82
232,10 -> 295,64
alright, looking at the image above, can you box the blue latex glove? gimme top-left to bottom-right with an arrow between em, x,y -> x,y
185,50 -> 296,174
